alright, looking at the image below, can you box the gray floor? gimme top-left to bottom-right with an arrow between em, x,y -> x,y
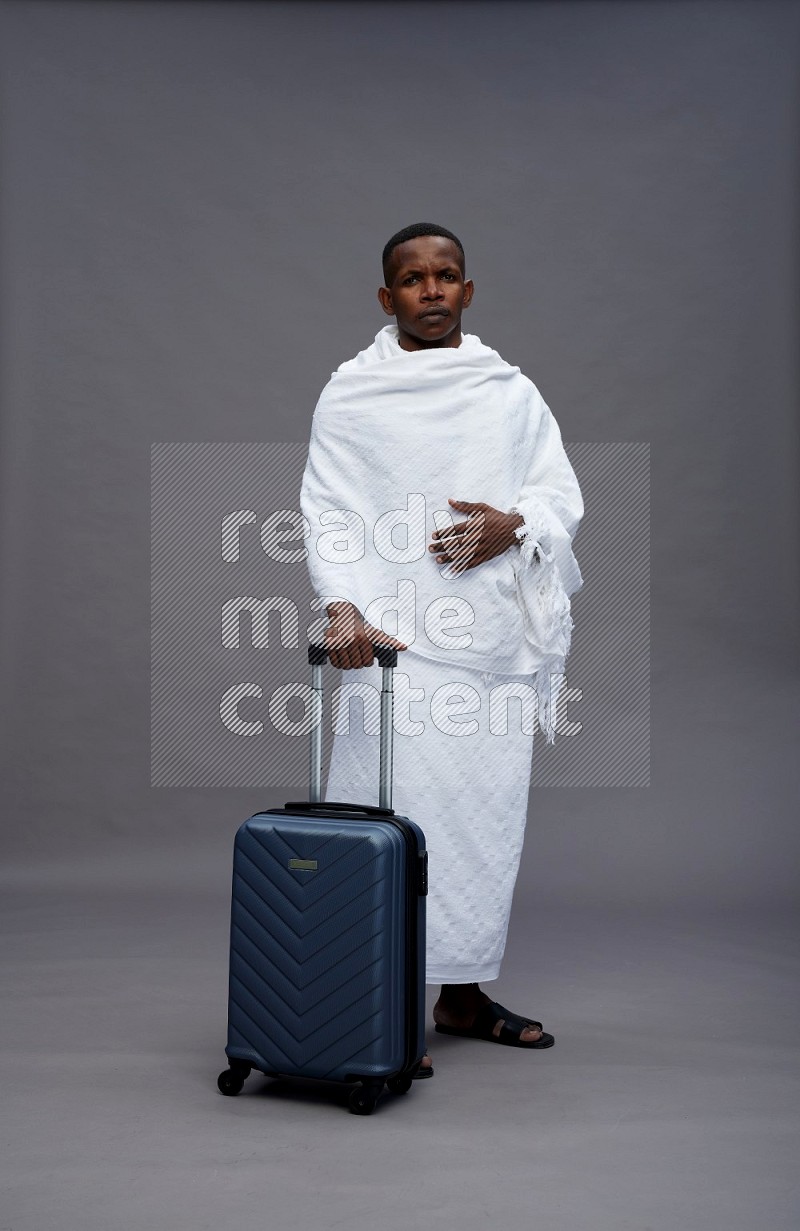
2,847 -> 798,1231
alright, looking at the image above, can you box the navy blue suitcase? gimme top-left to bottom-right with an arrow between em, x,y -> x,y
217,642 -> 428,1115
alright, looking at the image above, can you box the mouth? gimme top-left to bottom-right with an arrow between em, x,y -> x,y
419,308 -> 449,320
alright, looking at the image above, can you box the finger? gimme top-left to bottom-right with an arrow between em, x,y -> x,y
431,519 -> 469,543
332,640 -> 352,669
435,535 -> 471,564
449,525 -> 489,561
450,524 -> 483,566
431,543 -> 451,561
432,518 -> 470,547
432,524 -> 467,559
326,634 -> 352,666
327,633 -> 359,671
326,621 -> 355,650
339,632 -> 367,669
361,639 -> 376,668
433,510 -> 483,561
442,514 -> 482,541
366,630 -> 406,649
460,514 -> 485,547
364,626 -> 408,652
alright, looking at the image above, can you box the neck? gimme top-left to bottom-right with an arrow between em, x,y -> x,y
396,326 -> 463,352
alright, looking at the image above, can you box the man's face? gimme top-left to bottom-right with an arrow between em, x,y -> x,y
378,236 -> 474,351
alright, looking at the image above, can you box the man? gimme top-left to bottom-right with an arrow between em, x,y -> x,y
300,223 -> 583,1074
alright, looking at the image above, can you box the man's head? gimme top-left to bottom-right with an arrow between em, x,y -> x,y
379,223 -> 474,352
381,223 -> 465,284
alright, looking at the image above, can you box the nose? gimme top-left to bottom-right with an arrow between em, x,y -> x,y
420,276 -> 443,300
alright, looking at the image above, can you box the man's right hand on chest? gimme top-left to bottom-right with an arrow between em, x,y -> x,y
324,601 -> 407,671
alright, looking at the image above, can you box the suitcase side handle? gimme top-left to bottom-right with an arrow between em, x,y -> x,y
306,640 -> 396,810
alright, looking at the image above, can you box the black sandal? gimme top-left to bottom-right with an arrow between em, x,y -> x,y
434,1000 -> 554,1049
412,1054 -> 434,1078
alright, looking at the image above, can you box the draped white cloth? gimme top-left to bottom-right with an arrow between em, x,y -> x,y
300,324 -> 583,741
300,324 -> 583,982
324,652 -> 538,984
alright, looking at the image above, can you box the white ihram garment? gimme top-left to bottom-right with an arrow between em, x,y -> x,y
324,651 -> 538,983
300,325 -> 583,982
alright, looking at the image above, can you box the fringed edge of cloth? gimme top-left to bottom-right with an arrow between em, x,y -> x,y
507,498 -> 575,744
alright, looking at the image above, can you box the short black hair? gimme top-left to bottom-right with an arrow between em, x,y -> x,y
382,222 -> 465,284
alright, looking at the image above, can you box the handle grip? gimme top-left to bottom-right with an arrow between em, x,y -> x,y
308,642 -> 398,668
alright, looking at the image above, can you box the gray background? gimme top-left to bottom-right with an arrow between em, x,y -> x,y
1,2 -> 798,1229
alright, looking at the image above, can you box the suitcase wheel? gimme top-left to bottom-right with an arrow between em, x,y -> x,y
386,1075 -> 413,1096
348,1083 -> 383,1116
217,1066 -> 248,1097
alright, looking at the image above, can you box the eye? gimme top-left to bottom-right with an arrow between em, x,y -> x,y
403,274 -> 419,285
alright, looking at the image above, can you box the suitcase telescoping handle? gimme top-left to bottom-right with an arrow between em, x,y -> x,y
305,641 -> 398,812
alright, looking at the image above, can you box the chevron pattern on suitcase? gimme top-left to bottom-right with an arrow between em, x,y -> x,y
227,817 -> 406,1081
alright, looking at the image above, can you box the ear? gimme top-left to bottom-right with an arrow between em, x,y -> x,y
377,286 -> 395,317
462,279 -> 475,309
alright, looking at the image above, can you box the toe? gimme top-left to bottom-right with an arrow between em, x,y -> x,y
492,1017 -> 542,1043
